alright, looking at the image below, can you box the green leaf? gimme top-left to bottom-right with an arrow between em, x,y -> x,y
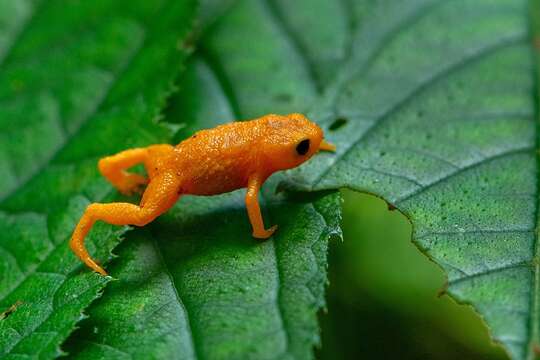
66,191 -> 341,360
64,0 -> 343,357
284,1 -> 537,359
70,0 -> 539,359
0,0 -> 196,358
66,55 -> 341,360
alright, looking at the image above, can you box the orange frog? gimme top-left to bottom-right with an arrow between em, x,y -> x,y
70,113 -> 335,275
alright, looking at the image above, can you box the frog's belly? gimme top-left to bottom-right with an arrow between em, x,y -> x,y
182,164 -> 248,196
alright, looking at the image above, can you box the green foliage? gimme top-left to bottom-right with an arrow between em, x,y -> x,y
284,1 -> 538,359
68,0 -> 540,358
0,0 -> 196,357
64,8 -> 343,356
65,192 -> 341,359
321,191 -> 508,360
0,0 -> 538,360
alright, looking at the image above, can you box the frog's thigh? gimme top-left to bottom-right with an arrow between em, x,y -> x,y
145,144 -> 175,179
138,172 -> 182,220
82,173 -> 180,229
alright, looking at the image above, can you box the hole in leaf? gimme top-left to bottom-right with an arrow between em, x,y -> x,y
329,117 -> 348,131
320,191 -> 506,360
274,93 -> 292,103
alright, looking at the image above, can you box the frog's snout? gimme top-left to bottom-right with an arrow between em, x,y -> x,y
319,139 -> 336,152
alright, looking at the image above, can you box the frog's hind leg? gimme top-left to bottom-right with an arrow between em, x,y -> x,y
98,144 -> 173,195
70,172 -> 181,276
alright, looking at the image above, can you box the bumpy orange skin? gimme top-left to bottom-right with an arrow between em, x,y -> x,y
70,113 -> 334,275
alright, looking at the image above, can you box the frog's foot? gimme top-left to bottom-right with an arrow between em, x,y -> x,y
253,225 -> 278,239
70,174 -> 181,276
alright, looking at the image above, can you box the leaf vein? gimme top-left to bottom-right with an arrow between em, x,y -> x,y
0,0 -> 40,66
395,147 -> 533,204
415,228 -> 535,240
264,0 -> 321,92
313,35 -> 527,189
328,0 -> 445,103
449,261 -> 532,287
0,21 -> 146,204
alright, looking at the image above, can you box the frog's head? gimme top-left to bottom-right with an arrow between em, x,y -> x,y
260,113 -> 335,172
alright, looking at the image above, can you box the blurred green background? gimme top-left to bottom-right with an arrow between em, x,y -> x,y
318,190 -> 508,360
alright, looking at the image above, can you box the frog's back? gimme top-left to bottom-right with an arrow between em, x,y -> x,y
173,120 -> 264,195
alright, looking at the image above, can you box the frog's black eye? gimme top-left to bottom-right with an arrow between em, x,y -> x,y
296,139 -> 310,155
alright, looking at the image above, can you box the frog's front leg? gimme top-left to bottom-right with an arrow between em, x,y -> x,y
245,173 -> 277,239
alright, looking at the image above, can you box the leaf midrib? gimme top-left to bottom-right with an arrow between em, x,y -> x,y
197,69 -> 293,360
150,237 -> 200,360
